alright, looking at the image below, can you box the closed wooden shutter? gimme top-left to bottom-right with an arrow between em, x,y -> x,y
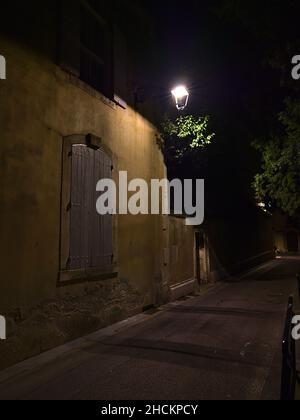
91,148 -> 113,268
69,144 -> 113,271
69,145 -> 93,270
59,0 -> 81,77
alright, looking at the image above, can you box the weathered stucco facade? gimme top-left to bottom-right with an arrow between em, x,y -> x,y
0,0 -> 275,372
0,37 -> 196,370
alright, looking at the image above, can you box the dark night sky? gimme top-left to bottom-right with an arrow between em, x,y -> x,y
136,0 -> 300,213
144,0 -> 285,127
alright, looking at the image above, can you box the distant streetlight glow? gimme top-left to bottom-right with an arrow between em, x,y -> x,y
171,86 -> 189,111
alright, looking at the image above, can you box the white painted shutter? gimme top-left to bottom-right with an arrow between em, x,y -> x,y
69,145 -> 93,270
69,144 -> 113,271
91,148 -> 113,268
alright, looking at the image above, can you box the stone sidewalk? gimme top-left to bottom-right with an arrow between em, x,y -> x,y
0,257 -> 300,400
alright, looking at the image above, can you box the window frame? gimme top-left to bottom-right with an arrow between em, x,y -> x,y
79,0 -> 114,99
59,134 -> 118,285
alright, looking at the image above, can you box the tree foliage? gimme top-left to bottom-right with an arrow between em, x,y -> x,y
253,99 -> 300,216
215,0 -> 300,217
160,115 -> 215,169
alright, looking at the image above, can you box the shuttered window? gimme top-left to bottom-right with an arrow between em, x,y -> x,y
59,0 -> 81,77
80,0 -> 113,98
59,1 -> 131,104
113,26 -> 128,103
91,147 -> 113,268
69,144 -> 113,271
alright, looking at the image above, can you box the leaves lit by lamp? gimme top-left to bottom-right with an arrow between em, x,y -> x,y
171,86 -> 189,111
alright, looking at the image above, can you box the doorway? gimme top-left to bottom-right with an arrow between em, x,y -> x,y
287,231 -> 299,253
195,232 -> 205,285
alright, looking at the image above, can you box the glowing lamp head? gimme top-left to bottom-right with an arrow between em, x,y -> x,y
171,86 -> 189,111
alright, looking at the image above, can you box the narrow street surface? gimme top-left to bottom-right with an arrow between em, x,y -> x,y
0,257 -> 299,401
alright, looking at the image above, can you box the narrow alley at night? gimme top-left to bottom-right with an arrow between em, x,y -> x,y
0,0 -> 300,404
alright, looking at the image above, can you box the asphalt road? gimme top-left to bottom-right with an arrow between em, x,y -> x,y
0,257 -> 299,401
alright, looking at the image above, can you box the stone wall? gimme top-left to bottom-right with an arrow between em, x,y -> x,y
0,38 -> 171,370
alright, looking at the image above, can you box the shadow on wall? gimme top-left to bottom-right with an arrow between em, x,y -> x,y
204,207 -> 274,279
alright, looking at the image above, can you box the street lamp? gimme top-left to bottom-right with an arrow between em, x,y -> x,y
171,85 -> 189,111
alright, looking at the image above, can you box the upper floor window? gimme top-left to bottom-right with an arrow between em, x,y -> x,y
80,0 -> 113,98
59,0 -> 113,99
